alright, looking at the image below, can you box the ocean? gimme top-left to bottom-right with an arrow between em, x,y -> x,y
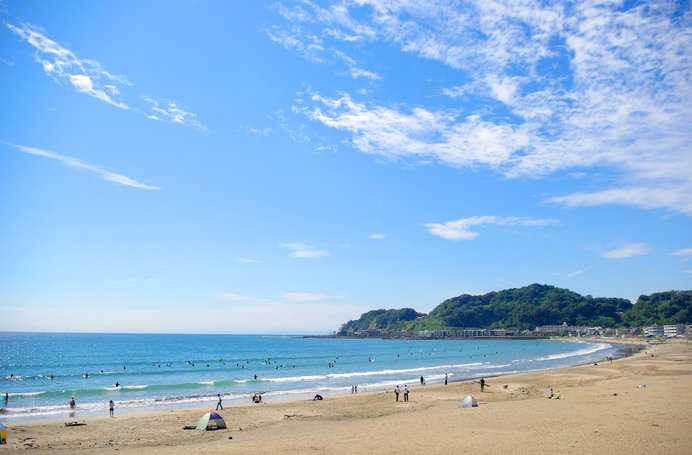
0,332 -> 625,421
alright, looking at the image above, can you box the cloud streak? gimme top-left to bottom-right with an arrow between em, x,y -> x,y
7,22 -> 206,130
4,142 -> 159,190
280,243 -> 330,258
216,292 -> 269,303
424,216 -> 558,241
567,264 -> 595,278
602,243 -> 650,259
670,246 -> 692,262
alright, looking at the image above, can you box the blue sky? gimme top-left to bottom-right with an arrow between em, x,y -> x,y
1,0 -> 690,334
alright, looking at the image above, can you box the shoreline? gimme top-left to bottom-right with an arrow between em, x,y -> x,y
3,338 -> 690,453
1,337 -> 626,423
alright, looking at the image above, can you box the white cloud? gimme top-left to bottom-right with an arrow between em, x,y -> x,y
682,270 -> 692,274
369,234 -> 386,239
7,23 -> 131,109
273,1 -> 692,215
423,216 -> 558,241
567,264 -> 595,278
280,243 -> 330,258
266,2 -> 380,80
216,292 -> 268,303
141,96 -> 208,131
670,246 -> 692,261
281,292 -> 331,302
237,258 -> 262,263
602,243 -> 650,259
8,22 -> 206,130
4,142 -> 159,190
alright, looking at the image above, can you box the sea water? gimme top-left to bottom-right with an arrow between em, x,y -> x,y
0,332 -> 625,421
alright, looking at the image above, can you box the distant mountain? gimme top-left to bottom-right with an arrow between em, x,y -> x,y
337,284 -> 692,335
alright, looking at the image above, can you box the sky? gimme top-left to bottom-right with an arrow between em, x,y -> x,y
1,0 -> 691,334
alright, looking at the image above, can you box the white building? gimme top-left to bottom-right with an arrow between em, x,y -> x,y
644,325 -> 664,336
663,325 -> 686,337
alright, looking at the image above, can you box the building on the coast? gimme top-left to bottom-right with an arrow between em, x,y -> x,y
418,329 -> 489,338
533,323 -> 595,336
644,325 -> 664,336
355,329 -> 390,337
663,325 -> 686,337
615,327 -> 636,336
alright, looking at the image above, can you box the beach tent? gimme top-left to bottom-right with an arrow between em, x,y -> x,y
0,423 -> 6,444
461,395 -> 478,408
196,412 -> 226,431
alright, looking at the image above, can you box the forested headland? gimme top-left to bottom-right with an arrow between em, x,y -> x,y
337,284 -> 692,335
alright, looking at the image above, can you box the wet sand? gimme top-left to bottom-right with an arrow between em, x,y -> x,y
2,339 -> 690,454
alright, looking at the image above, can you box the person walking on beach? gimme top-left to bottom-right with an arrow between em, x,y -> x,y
394,385 -> 400,401
403,385 -> 409,402
216,394 -> 223,410
109,400 -> 114,417
70,397 -> 76,409
444,374 -> 448,385
480,377 -> 486,392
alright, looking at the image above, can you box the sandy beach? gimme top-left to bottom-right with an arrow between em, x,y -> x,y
2,339 -> 690,454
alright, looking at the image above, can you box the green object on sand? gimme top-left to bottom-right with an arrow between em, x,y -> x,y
195,412 -> 227,431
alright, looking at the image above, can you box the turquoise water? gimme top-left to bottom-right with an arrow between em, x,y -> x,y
0,333 -> 620,421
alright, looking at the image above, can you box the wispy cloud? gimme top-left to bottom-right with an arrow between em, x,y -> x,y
670,246 -> 692,263
237,258 -> 262,263
424,216 -> 558,241
281,292 -> 331,302
7,22 -> 130,109
4,142 -> 159,190
280,243 -> 330,258
369,234 -> 386,239
267,2 -> 380,80
141,96 -> 207,131
7,22 -> 206,130
216,292 -> 268,303
567,264 -> 595,278
602,243 -> 650,259
273,2 -> 692,215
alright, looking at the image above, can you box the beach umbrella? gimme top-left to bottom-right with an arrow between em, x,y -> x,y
195,412 -> 227,431
0,423 -> 6,444
460,395 -> 478,408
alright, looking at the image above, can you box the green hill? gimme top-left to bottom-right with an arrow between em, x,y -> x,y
337,284 -> 692,335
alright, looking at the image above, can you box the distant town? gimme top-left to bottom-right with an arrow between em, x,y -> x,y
337,322 -> 690,339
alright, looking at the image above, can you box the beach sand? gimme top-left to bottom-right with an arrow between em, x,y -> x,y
2,339 -> 690,454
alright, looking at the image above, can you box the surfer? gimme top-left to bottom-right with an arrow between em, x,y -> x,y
480,377 -> 486,392
115,382 -> 120,388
